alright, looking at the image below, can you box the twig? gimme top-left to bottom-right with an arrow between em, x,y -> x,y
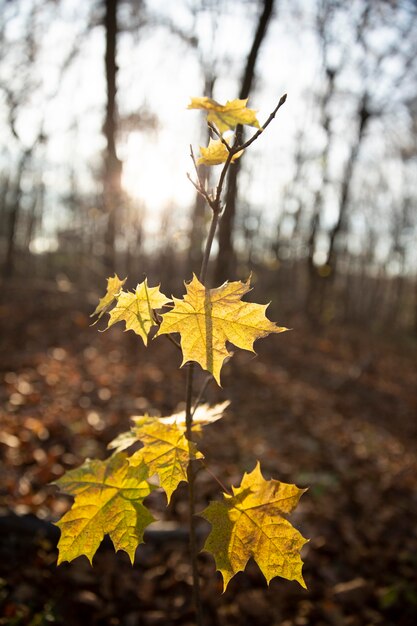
191,145 -> 208,192
190,145 -> 201,178
188,146 -> 212,205
191,375 -> 213,417
239,93 -> 287,152
210,94 -> 287,213
187,172 -> 211,204
213,148 -> 236,211
198,459 -> 232,495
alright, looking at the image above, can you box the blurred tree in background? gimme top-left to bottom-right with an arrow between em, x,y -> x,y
0,0 -> 416,332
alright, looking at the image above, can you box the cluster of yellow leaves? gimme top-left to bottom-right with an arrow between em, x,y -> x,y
106,401 -> 230,502
92,274 -> 287,386
188,96 -> 261,165
55,417 -> 307,589
55,274 -> 307,588
55,403 -> 227,564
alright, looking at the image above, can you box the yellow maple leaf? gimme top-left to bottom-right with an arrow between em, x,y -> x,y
108,401 -> 230,454
197,138 -> 243,166
201,463 -> 308,590
91,274 -> 127,321
129,421 -> 203,502
106,279 -> 171,345
54,453 -> 155,565
155,275 -> 288,385
188,97 -> 261,134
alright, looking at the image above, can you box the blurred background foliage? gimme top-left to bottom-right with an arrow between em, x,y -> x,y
0,0 -> 416,332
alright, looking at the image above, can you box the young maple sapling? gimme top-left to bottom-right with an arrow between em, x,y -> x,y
53,94 -> 308,626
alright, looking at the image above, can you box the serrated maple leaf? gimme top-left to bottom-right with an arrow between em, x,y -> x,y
91,274 -> 127,321
54,453 -> 155,565
128,421 -> 203,503
155,275 -> 288,385
201,463 -> 308,590
108,401 -> 230,455
197,138 -> 243,166
188,97 -> 261,134
106,279 -> 171,344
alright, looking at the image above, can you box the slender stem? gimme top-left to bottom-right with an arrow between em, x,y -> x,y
199,459 -> 232,495
184,204 -> 221,626
192,375 -> 212,417
214,150 -> 236,209
185,365 -> 195,440
199,210 -> 220,284
184,362 -> 203,624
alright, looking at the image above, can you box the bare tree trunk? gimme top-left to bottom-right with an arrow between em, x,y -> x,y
24,179 -> 44,251
326,92 -> 370,272
103,0 -> 122,274
305,65 -> 338,318
0,173 -> 11,246
214,0 -> 275,285
414,279 -> 417,336
3,149 -> 30,278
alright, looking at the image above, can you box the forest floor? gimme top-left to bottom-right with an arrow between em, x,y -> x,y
0,283 -> 416,626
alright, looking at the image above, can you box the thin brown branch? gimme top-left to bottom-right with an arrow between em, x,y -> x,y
187,172 -> 211,204
190,144 -> 199,176
191,375 -> 213,416
188,146 -> 212,205
213,149 -> 236,210
190,145 -> 206,189
210,94 -> 287,215
198,459 -> 232,495
238,93 -> 287,152
187,171 -> 203,193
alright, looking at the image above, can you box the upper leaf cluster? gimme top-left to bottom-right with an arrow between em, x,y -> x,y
95,274 -> 287,386
188,96 -> 261,165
